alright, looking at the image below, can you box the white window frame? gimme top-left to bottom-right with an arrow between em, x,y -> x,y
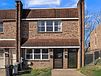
38,20 -> 62,32
25,49 -> 49,60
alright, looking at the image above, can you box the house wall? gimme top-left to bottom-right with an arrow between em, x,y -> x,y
90,25 -> 101,50
21,48 -> 80,69
90,31 -> 96,50
0,21 -> 16,39
21,48 -> 52,69
21,20 -> 80,40
0,21 -> 16,67
20,20 -> 81,69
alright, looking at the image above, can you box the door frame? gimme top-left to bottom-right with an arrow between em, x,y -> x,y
53,49 -> 63,69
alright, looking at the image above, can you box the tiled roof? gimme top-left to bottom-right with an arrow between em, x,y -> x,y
22,8 -> 78,18
0,40 -> 16,48
0,8 -> 78,19
0,10 -> 16,19
22,39 -> 79,47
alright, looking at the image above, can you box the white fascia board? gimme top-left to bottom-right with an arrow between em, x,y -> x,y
0,39 -> 16,40
22,18 -> 79,21
21,46 -> 80,49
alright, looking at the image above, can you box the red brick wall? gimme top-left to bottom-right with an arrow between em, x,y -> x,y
21,20 -> 80,40
0,21 -> 16,39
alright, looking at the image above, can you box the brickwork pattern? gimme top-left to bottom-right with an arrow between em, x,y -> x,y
21,20 -> 80,40
0,21 -> 16,39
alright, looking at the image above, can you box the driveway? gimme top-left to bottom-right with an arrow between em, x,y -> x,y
52,69 -> 85,76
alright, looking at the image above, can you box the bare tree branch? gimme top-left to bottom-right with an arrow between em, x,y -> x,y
85,10 -> 101,49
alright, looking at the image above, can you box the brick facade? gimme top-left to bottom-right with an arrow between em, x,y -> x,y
0,0 -> 84,69
21,20 -> 80,40
0,21 -> 16,39
90,24 -> 101,50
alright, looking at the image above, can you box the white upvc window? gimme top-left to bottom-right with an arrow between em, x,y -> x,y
25,49 -> 49,60
38,20 -> 62,32
0,22 -> 3,32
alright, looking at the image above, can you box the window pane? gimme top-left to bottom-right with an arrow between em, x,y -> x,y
34,49 -> 40,59
27,49 -> 32,53
34,55 -> 40,59
38,27 -> 45,32
46,21 -> 53,25
46,21 -> 53,31
40,21 -> 45,26
0,23 -> 3,32
34,49 -> 40,53
54,21 -> 59,25
47,27 -> 53,31
54,21 -> 61,32
42,49 -> 48,53
42,55 -> 48,59
26,49 -> 33,59
0,29 -> 3,32
42,49 -> 48,59
26,54 -> 32,59
38,21 -> 45,32
55,25 -> 58,31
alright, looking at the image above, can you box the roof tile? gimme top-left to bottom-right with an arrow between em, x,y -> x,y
22,39 -> 79,47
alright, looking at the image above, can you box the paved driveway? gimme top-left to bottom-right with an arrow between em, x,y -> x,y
52,69 -> 85,76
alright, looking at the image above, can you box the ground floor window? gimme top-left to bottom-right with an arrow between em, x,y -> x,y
25,49 -> 48,60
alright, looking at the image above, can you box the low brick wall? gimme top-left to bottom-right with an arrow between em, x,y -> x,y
27,60 -> 51,69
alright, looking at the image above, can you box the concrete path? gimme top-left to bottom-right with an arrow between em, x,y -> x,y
0,69 -> 5,76
52,69 -> 85,76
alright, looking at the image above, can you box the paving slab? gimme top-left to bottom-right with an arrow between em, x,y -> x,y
52,69 -> 85,76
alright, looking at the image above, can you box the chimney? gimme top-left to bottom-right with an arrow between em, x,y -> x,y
16,0 -> 23,62
77,0 -> 85,67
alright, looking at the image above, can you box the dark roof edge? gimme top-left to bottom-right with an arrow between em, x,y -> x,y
23,8 -> 78,10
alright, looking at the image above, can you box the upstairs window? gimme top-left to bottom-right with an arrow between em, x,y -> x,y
0,22 -> 3,32
38,20 -> 62,32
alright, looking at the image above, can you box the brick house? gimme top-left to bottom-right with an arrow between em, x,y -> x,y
0,0 -> 84,69
90,24 -> 101,51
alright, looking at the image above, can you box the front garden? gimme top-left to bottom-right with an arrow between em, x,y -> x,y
18,68 -> 51,76
80,59 -> 101,76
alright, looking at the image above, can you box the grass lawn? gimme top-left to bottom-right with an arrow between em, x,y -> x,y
93,69 -> 101,76
80,59 -> 101,76
18,68 -> 51,76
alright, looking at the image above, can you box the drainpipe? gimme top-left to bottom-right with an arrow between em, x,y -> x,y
77,0 -> 85,67
15,0 -> 23,62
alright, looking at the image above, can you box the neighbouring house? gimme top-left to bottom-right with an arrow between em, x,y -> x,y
90,24 -> 101,51
0,0 -> 84,69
